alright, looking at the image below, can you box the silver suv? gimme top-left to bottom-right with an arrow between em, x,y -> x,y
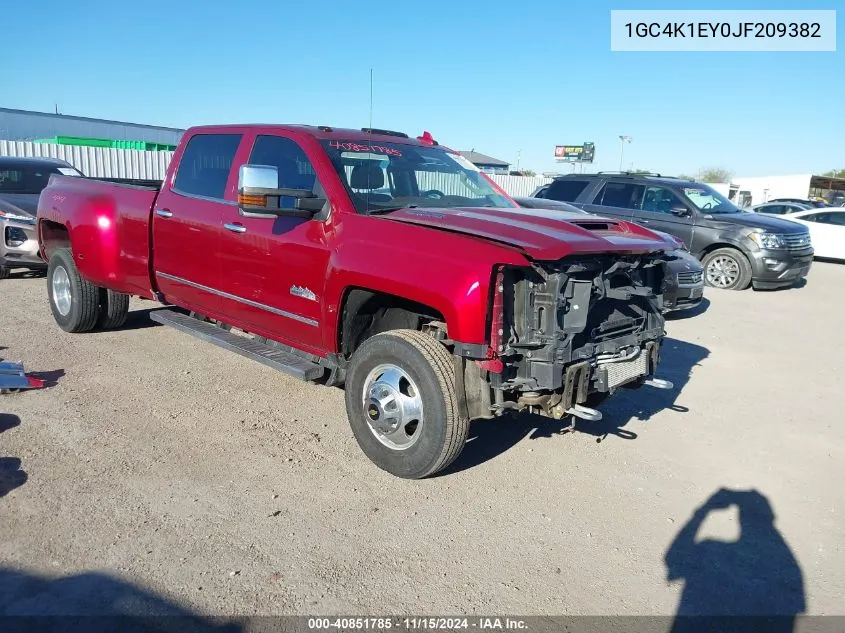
1,156 -> 83,279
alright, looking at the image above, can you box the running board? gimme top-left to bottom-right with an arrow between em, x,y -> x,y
150,309 -> 325,381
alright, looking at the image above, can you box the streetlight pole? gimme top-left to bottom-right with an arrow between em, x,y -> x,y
619,135 -> 632,172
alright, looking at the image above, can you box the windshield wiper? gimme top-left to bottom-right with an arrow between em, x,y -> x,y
367,205 -> 418,215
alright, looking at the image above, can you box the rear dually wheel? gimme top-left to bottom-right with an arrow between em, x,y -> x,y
47,248 -> 100,333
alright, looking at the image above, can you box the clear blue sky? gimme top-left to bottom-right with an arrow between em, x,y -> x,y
3,0 -> 842,176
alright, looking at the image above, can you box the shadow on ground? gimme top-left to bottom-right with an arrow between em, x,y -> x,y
0,569 -> 242,632
0,413 -> 21,433
0,414 -> 27,497
0,457 -> 27,497
754,278 -> 808,291
6,270 -> 46,280
665,488 -> 805,633
91,307 -> 164,333
665,298 -> 710,321
442,337 -> 710,475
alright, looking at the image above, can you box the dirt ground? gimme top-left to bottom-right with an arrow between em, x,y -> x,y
1,262 -> 843,620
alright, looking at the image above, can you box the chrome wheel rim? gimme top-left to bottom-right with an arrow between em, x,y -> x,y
706,256 -> 740,288
362,363 -> 424,450
52,266 -> 72,316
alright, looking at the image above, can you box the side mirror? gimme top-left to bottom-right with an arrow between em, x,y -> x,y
670,206 -> 691,217
237,164 -> 325,218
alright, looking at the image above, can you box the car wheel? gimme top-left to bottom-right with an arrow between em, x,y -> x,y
47,248 -> 100,333
0,267 -> 9,280
702,248 -> 752,291
96,288 -> 130,329
344,329 -> 469,479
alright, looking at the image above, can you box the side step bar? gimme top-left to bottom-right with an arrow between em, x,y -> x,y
150,309 -> 325,381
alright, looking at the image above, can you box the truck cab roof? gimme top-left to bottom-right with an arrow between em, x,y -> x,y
185,124 -> 442,147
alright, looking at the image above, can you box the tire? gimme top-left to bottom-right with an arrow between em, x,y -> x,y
0,267 -> 9,280
96,288 -> 130,329
702,248 -> 752,291
344,329 -> 469,479
46,248 -> 100,333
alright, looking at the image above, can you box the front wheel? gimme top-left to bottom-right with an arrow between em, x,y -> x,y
47,248 -> 100,333
702,248 -> 752,291
344,329 -> 469,479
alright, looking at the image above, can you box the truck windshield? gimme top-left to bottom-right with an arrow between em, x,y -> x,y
321,140 -> 515,213
681,184 -> 743,214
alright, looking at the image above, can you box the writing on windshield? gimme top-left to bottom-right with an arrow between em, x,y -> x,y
328,140 -> 402,157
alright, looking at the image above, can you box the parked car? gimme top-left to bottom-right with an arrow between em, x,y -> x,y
532,173 -> 814,291
513,196 -> 704,313
0,156 -> 83,279
750,201 -> 814,215
767,198 -> 830,209
771,207 -> 845,261
36,124 -> 679,478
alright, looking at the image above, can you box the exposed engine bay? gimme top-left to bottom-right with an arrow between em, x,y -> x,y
463,252 -> 676,421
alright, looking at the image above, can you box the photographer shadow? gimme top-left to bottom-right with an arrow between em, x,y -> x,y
665,489 -> 805,633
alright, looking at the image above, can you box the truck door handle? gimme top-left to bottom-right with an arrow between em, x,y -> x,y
155,209 -> 173,218
224,223 -> 247,234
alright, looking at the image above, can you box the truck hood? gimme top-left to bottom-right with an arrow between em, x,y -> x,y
705,211 -> 809,234
380,206 -> 676,260
0,195 -> 37,221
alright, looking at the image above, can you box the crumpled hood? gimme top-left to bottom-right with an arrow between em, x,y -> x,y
381,206 -> 676,260
0,194 -> 38,219
707,211 -> 809,234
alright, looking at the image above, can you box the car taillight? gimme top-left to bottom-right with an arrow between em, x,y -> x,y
489,266 -> 505,354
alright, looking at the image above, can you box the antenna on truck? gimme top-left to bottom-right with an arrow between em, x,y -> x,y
368,68 -> 374,132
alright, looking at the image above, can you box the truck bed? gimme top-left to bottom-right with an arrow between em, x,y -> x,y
93,177 -> 164,189
37,175 -> 160,298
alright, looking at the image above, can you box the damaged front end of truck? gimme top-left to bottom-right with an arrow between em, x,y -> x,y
459,251 -> 675,425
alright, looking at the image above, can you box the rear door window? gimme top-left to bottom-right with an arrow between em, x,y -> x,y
173,134 -> 242,200
544,179 -> 589,202
593,182 -> 645,209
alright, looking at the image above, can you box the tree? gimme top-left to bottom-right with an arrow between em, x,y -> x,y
822,169 -> 845,179
677,173 -> 695,181
698,167 -> 733,183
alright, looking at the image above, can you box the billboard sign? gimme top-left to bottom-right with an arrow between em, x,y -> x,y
554,142 -> 595,163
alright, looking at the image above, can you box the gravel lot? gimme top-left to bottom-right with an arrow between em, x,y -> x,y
1,262 -> 843,620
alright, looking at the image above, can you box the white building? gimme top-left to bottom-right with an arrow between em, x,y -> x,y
724,174 -> 845,207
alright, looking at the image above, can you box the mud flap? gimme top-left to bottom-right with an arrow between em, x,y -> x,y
561,360 -> 591,410
454,355 -> 471,421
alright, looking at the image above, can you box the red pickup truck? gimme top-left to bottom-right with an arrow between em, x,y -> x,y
36,124 -> 677,478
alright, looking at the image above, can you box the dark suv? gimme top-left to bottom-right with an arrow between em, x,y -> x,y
533,173 -> 814,290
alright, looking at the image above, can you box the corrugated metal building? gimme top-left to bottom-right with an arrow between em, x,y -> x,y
0,141 -> 173,179
0,107 -> 184,146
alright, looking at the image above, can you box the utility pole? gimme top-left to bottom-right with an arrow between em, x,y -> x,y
619,135 -> 632,171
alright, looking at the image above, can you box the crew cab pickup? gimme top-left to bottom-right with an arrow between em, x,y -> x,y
37,124 -> 678,478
